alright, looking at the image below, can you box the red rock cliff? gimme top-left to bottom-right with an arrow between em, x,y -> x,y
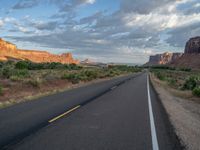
145,52 -> 183,66
0,38 -> 79,64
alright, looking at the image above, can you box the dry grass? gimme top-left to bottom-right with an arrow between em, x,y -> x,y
150,73 -> 195,100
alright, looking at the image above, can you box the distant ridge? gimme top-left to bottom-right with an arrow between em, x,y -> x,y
0,38 -> 79,64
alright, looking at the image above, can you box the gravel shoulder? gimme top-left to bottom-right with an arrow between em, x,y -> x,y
150,74 -> 200,150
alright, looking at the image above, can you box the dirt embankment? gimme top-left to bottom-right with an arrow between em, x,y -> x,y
150,74 -> 200,150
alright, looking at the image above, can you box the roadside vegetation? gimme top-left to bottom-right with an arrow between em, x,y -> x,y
0,60 -> 141,106
150,65 -> 200,98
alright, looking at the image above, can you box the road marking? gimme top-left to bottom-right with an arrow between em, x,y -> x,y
147,74 -> 159,150
48,105 -> 81,123
110,86 -> 117,90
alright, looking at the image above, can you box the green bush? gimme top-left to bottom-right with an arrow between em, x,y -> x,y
14,69 -> 29,78
182,76 -> 200,90
154,71 -> 165,80
62,73 -> 81,84
83,70 -> 98,80
15,61 -> 29,69
179,68 -> 191,72
150,65 -> 175,70
192,86 -> 200,97
2,67 -> 13,78
167,78 -> 176,86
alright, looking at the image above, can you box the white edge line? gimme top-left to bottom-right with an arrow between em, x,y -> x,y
147,74 -> 159,150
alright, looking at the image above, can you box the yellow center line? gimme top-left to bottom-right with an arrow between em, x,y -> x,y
48,105 -> 81,123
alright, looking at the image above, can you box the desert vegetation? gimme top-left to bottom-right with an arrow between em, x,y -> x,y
0,60 -> 141,106
150,66 -> 200,98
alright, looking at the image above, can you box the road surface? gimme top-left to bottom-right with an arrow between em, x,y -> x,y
0,72 -> 183,150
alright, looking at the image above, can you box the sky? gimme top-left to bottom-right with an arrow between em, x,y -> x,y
0,0 -> 200,64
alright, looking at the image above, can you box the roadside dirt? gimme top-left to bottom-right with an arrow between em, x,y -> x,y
150,74 -> 200,150
0,74 -> 129,108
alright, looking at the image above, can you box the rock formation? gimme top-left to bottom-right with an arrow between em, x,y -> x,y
185,36 -> 200,53
170,37 -> 200,69
145,52 -> 183,66
0,38 -> 79,64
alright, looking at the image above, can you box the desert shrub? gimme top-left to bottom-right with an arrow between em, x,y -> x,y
27,62 -> 44,70
167,78 -> 176,86
28,78 -> 41,87
62,73 -> 81,84
154,71 -> 165,80
10,76 -> 21,81
0,84 -> 3,95
182,76 -> 200,90
192,86 -> 200,97
179,68 -> 191,72
15,69 -> 29,77
15,61 -> 29,69
150,65 -> 176,70
83,70 -> 98,80
108,65 -> 141,73
68,64 -> 82,70
2,67 -> 13,78
25,61 -> 82,70
5,60 -> 15,65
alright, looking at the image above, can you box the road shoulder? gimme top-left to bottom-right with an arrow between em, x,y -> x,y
150,74 -> 200,150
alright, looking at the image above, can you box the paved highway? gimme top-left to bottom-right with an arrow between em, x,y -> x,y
0,72 -> 183,150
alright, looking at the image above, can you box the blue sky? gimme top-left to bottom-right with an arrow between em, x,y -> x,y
0,0 -> 200,64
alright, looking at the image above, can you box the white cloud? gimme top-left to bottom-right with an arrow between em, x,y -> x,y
0,20 -> 4,27
194,3 -> 200,8
85,0 -> 95,4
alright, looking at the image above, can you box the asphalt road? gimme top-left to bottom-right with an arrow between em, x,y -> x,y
0,72 -> 183,150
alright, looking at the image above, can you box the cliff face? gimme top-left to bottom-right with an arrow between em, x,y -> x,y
146,52 -> 183,66
170,37 -> 200,69
185,36 -> 200,53
0,38 -> 79,64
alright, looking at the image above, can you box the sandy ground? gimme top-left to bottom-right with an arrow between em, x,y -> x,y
150,74 -> 200,150
0,74 -> 131,108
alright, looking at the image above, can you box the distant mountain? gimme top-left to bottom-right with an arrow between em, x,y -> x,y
0,38 -> 79,64
145,36 -> 200,69
170,36 -> 200,69
80,59 -> 95,65
145,52 -> 183,66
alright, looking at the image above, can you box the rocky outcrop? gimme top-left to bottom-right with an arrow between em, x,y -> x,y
170,54 -> 200,69
146,52 -> 183,66
170,36 -> 200,69
0,38 -> 79,64
185,36 -> 200,53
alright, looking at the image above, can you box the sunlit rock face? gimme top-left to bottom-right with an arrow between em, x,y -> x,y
0,38 -> 79,64
146,52 -> 183,66
185,37 -> 200,53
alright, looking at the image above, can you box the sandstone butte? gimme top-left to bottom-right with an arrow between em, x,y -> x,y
145,36 -> 200,69
145,52 -> 183,66
170,36 -> 200,69
0,38 -> 79,64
